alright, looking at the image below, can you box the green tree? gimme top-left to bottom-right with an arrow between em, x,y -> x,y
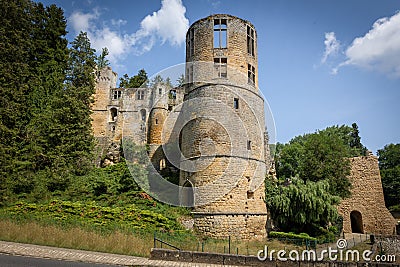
176,74 -> 185,86
0,0 -> 36,196
96,47 -> 110,69
0,0 -> 71,197
378,144 -> 400,208
165,77 -> 173,87
322,124 -> 366,157
265,178 -> 340,234
299,132 -> 351,198
274,142 -> 303,179
119,69 -> 148,88
47,31 -> 97,177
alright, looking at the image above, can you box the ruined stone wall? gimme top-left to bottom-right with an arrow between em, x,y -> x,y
338,154 -> 397,235
91,67 -> 185,167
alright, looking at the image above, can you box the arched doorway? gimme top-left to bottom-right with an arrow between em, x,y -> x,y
181,180 -> 194,207
350,210 -> 364,233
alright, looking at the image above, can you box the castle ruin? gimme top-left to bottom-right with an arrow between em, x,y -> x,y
91,14 -> 396,239
91,14 -> 270,240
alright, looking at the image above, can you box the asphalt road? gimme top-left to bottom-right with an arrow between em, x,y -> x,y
0,253 -> 121,267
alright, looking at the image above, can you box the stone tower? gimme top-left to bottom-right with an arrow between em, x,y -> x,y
338,154 -> 396,236
179,14 -> 269,239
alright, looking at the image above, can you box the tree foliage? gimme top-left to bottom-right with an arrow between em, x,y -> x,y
274,124 -> 364,198
0,1 -> 98,202
377,144 -> 400,208
269,124 -> 367,235
119,69 -> 148,88
96,47 -> 110,69
265,178 -> 340,233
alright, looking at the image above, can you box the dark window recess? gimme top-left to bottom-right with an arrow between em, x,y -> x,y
110,108 -> 117,122
247,191 -> 254,199
159,88 -> 162,95
113,90 -> 122,100
169,90 -> 177,99
247,140 -> 251,150
248,64 -> 255,85
155,118 -> 158,125
140,109 -> 146,121
247,25 -> 255,56
214,18 -> 227,48
168,105 -> 173,111
214,57 -> 227,78
137,90 -> 145,100
112,126 -> 116,131
234,98 -> 239,109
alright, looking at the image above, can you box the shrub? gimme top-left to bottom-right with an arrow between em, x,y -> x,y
268,231 -> 317,241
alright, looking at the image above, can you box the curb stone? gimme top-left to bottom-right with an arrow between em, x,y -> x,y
0,240 -> 244,267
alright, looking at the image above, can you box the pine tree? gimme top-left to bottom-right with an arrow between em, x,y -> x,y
96,47 -> 110,69
27,3 -> 69,170
0,0 -> 36,196
49,31 -> 97,176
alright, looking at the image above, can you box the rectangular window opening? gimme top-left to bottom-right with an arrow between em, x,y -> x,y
247,25 -> 255,56
188,28 -> 195,57
214,18 -> 227,48
158,88 -> 162,95
214,57 -> 227,78
169,89 -> 177,99
187,64 -> 194,83
247,140 -> 252,150
113,90 -> 122,100
248,64 -> 255,85
137,90 -> 145,100
234,98 -> 239,109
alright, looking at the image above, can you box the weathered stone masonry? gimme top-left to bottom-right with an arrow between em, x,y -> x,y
181,14 -> 269,239
91,13 -> 396,240
91,14 -> 271,240
338,153 -> 397,235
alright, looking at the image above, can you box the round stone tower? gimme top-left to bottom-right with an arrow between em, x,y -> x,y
179,14 -> 268,239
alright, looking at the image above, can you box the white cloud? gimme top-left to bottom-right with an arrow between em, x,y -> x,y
111,19 -> 127,27
69,9 -> 99,32
336,12 -> 400,77
131,0 -> 189,50
321,32 -> 340,64
68,0 -> 189,65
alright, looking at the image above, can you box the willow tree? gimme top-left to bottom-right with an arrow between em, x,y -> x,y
265,178 -> 340,233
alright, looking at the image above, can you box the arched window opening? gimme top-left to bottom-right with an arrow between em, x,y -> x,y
350,210 -> 364,233
181,180 -> 194,207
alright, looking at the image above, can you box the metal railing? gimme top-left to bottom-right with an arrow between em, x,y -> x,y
153,232 -> 181,250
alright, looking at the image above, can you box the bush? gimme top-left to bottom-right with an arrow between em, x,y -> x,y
268,231 -> 317,241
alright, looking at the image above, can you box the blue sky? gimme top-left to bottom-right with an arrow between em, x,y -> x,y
39,0 -> 400,153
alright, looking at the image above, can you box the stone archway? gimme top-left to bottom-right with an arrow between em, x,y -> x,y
350,210 -> 364,233
181,180 -> 194,207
